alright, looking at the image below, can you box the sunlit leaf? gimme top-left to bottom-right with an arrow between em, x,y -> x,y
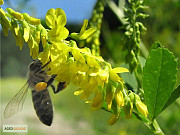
143,44 -> 177,120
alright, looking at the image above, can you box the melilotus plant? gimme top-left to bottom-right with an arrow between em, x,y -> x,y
1,0 -> 179,134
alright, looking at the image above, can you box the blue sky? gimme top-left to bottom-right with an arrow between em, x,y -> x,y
2,0 -> 97,23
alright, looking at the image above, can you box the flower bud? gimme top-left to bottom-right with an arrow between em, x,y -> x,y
108,114 -> 119,125
22,21 -> 29,42
123,96 -> 133,119
91,92 -> 103,110
128,92 -> 135,102
116,81 -> 123,91
0,8 -> 10,36
41,27 -> 48,48
115,91 -> 124,107
135,94 -> 148,117
23,13 -> 41,25
6,8 -> 23,20
106,84 -> 114,111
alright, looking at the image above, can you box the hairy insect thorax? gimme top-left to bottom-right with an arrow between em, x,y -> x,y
28,60 -> 49,88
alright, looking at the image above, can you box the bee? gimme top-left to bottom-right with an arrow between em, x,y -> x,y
4,59 -> 67,126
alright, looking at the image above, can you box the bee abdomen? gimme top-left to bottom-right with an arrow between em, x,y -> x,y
32,89 -> 53,126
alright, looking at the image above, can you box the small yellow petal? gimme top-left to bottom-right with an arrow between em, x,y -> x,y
86,55 -> 100,68
23,27 -> 29,42
99,69 -> 109,82
111,67 -> 129,73
106,84 -> 114,111
72,49 -> 85,63
12,11 -> 23,20
23,13 -> 41,25
109,69 -> 120,82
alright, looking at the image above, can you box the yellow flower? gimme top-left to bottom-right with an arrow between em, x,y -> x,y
136,101 -> 148,117
115,91 -> 124,107
10,21 -> 24,50
48,26 -> 69,43
23,27 -> 29,42
86,55 -> 100,69
69,19 -> 96,40
6,8 -> 23,20
38,44 -> 50,64
10,19 -> 19,36
106,84 -> 115,111
115,82 -> 124,107
109,67 -> 129,82
46,8 -> 66,28
34,30 -> 41,45
135,95 -> 148,117
98,69 -> 109,83
22,21 -> 30,42
0,8 -> 10,36
72,48 -> 85,63
45,8 -> 69,43
41,28 -> 48,48
23,13 -> 41,25
28,35 -> 39,59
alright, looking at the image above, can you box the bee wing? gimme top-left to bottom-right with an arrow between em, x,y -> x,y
4,82 -> 30,119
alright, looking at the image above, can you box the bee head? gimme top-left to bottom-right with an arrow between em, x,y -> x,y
29,60 -> 42,71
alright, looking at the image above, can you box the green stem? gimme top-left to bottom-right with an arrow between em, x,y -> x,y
134,68 -> 142,89
145,119 -> 165,135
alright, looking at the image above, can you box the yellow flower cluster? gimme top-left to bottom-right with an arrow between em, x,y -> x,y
38,8 -> 131,123
0,3 -> 148,125
0,7 -> 45,59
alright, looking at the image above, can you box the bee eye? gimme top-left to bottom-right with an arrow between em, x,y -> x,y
35,82 -> 47,92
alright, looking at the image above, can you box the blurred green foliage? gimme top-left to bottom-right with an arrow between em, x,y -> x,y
1,0 -> 180,134
100,0 -> 180,85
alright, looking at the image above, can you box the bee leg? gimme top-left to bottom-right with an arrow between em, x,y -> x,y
50,84 -> 56,92
53,82 -> 67,94
47,75 -> 57,86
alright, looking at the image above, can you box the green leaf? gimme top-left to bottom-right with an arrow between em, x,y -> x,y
143,47 -> 177,120
139,56 -> 146,69
150,41 -> 162,50
162,85 -> 180,111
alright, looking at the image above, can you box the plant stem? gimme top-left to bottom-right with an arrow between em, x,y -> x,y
134,69 -> 141,89
144,119 -> 165,135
